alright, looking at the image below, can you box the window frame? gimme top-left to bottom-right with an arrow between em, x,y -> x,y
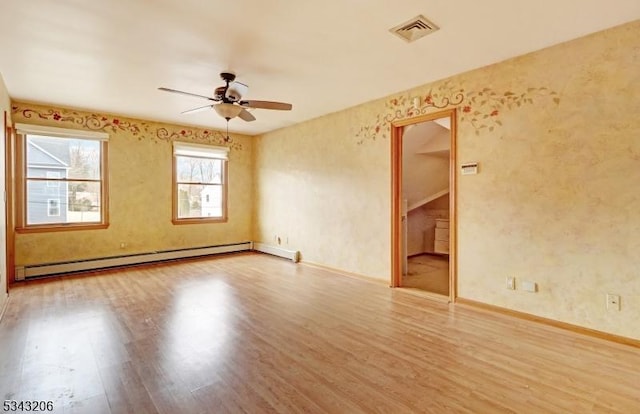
172,142 -> 228,225
15,124 -> 109,233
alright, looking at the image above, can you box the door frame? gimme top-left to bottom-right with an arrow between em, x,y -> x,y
390,108 -> 457,302
3,113 -> 13,291
2,115 -> 15,293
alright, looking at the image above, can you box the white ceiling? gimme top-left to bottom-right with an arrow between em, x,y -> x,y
1,1 -> 639,135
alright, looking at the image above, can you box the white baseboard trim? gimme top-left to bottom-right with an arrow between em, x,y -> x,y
456,298 -> 640,349
252,243 -> 299,262
300,261 -> 389,286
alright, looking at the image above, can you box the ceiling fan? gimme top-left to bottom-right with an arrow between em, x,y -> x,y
158,72 -> 292,123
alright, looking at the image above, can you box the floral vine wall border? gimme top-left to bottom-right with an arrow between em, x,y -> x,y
355,81 -> 560,144
11,105 -> 244,151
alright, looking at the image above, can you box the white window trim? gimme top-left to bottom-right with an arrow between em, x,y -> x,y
173,141 -> 228,160
16,123 -> 109,141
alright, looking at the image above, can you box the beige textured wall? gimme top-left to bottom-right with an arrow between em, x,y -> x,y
254,108 -> 391,279
12,103 -> 253,265
254,21 -> 640,339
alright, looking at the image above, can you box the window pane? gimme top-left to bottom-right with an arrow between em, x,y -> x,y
26,180 -> 101,225
176,156 -> 222,184
177,184 -> 223,219
26,135 -> 101,180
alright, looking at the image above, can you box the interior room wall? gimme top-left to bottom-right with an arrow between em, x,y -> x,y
403,123 -> 450,256
253,110 -> 391,279
407,195 -> 449,256
11,102 -> 253,266
402,124 -> 450,205
0,73 -> 10,312
254,20 -> 640,340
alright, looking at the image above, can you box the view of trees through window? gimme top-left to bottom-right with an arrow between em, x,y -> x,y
26,135 -> 102,225
176,156 -> 223,219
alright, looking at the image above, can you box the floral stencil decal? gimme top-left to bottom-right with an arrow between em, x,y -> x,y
355,82 -> 560,143
11,105 -> 243,151
355,80 -> 464,144
461,87 -> 560,135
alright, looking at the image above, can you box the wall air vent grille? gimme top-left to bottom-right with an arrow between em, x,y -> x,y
390,15 -> 439,42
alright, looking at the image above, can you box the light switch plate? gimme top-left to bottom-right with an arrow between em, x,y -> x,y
461,162 -> 478,175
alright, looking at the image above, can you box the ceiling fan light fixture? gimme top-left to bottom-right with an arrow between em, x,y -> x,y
159,72 -> 292,123
214,103 -> 243,119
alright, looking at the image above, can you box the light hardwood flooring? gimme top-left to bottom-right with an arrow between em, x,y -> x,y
1,252 -> 639,413
403,254 -> 449,296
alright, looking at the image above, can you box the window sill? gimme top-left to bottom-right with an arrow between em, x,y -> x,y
16,223 -> 109,234
172,217 -> 228,225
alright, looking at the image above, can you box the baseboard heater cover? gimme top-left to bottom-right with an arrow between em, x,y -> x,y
252,242 -> 300,262
16,242 -> 253,280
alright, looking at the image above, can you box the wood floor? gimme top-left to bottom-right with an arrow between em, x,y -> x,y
1,253 -> 639,413
403,254 -> 449,295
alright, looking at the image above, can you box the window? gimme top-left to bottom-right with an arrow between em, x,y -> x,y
16,124 -> 109,232
173,142 -> 228,224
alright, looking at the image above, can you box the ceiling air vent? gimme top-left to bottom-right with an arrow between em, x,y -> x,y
390,15 -> 439,43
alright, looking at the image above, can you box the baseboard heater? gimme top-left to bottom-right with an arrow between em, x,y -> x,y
252,242 -> 300,262
16,242 -> 252,280
15,241 -> 300,280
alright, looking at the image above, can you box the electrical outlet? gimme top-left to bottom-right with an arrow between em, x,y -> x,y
522,280 -> 537,293
606,294 -> 621,311
119,242 -> 127,249
506,277 -> 515,290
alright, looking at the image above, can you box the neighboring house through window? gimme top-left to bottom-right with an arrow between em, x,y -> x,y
46,171 -> 61,187
47,199 -> 60,217
16,123 -> 109,232
173,142 -> 228,224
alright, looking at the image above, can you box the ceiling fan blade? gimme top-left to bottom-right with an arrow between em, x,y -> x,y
240,100 -> 292,110
158,87 -> 217,101
226,81 -> 249,102
237,108 -> 256,122
181,104 -> 214,115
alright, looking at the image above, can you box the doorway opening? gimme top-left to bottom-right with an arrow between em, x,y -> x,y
391,109 -> 456,301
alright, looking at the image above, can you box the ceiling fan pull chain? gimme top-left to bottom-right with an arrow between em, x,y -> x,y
225,120 -> 232,143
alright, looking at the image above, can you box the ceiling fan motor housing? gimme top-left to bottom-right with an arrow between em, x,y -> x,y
220,72 -> 236,83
